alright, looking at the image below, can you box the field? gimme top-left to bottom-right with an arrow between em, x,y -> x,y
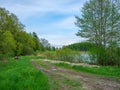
54,62 -> 120,79
0,56 -> 49,90
0,56 -> 120,90
33,59 -> 120,90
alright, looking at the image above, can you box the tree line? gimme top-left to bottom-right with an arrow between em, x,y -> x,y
0,7 -> 54,60
63,42 -> 95,52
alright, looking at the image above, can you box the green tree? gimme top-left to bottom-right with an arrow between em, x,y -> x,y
15,42 -> 23,56
75,0 -> 120,65
0,7 -> 24,34
63,42 -> 95,51
0,7 -> 40,57
31,32 -> 41,51
1,31 -> 16,57
75,0 -> 120,47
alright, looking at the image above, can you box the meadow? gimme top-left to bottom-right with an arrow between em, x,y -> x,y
54,62 -> 120,79
0,55 -> 120,90
0,56 -> 49,90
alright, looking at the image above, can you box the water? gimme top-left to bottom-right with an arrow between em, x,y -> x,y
73,54 -> 91,63
81,54 -> 91,63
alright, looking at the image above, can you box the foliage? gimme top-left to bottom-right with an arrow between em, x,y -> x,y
63,42 -> 95,51
75,0 -> 120,47
0,7 -> 44,59
22,46 -> 34,55
43,51 -> 57,59
43,49 -> 83,63
56,49 -> 81,62
31,32 -> 42,51
90,46 -> 120,66
0,56 -> 49,90
0,31 -> 16,58
75,0 -> 120,66
40,38 -> 56,51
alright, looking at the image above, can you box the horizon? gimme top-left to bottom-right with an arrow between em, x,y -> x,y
0,0 -> 87,47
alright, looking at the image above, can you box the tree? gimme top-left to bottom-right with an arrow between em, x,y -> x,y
63,42 -> 95,51
40,38 -> 50,47
75,0 -> 120,65
1,31 -> 16,57
15,42 -> 23,56
0,8 -> 9,31
31,32 -> 42,51
0,7 -> 42,57
0,8 -> 24,34
75,0 -> 120,48
0,7 -> 25,56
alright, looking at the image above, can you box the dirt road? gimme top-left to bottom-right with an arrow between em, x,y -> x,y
31,60 -> 120,90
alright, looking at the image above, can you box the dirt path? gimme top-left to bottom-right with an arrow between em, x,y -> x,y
42,59 -> 100,67
31,60 -> 120,90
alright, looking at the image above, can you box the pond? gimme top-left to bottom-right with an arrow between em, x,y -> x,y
74,53 -> 96,64
81,54 -> 91,63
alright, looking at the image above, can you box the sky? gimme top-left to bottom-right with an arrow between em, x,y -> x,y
0,0 -> 86,47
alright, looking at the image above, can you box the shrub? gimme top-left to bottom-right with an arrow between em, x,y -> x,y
90,46 -> 120,66
43,51 -> 57,59
44,49 -> 82,62
43,49 -> 82,62
22,46 -> 34,55
56,49 -> 75,62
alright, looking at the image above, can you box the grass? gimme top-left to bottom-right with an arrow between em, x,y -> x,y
54,63 -> 120,79
31,55 -> 46,60
0,56 -> 49,90
49,77 -> 83,90
35,60 -> 83,90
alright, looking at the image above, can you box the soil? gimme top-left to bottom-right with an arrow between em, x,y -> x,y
31,60 -> 120,90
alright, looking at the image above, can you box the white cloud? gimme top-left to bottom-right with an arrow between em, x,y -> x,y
23,4 -> 85,47
25,16 -> 77,34
50,17 -> 76,30
1,0 -> 85,20
38,34 -> 85,47
0,0 -> 86,46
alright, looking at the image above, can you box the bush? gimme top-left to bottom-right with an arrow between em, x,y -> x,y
90,46 -> 120,66
56,49 -> 77,62
22,46 -> 34,55
43,51 -> 57,59
43,49 -> 82,63
0,54 -> 9,60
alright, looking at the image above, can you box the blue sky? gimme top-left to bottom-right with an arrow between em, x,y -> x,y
0,0 -> 86,47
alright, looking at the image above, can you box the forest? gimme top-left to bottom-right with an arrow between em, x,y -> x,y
0,0 -> 120,90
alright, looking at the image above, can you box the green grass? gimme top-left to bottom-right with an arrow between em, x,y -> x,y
49,77 -> 83,90
54,63 -> 120,79
0,56 -> 49,90
35,60 -> 83,90
31,55 -> 46,60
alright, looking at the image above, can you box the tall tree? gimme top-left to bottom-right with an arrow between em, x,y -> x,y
31,32 -> 41,51
75,0 -> 120,65
75,0 -> 120,48
40,38 -> 50,48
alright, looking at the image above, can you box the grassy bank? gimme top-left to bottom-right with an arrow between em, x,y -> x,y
0,56 -> 49,90
54,63 -> 120,79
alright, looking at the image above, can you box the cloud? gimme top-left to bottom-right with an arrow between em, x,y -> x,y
25,16 -> 76,33
1,0 -> 85,20
50,17 -> 76,30
38,34 -> 85,47
0,0 -> 86,47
